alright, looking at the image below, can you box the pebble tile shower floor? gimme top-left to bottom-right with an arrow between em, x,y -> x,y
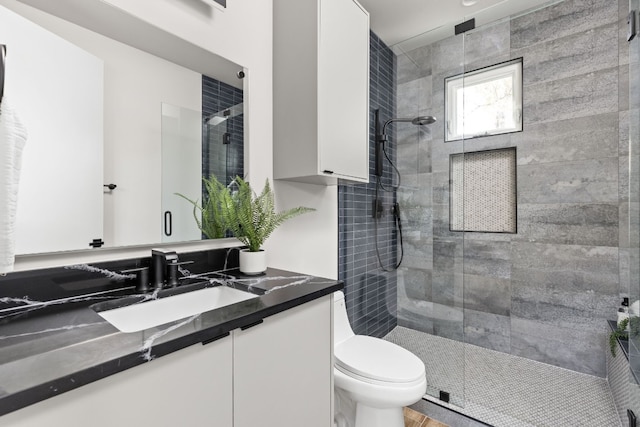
385,326 -> 621,427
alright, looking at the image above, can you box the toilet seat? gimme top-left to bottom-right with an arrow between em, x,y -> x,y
335,336 -> 425,385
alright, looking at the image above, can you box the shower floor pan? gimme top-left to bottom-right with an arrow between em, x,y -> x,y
385,326 -> 620,427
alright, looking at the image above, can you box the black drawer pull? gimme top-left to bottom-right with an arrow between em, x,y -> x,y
240,319 -> 263,331
202,332 -> 230,346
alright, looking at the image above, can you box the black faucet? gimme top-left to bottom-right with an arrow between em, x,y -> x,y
151,249 -> 178,290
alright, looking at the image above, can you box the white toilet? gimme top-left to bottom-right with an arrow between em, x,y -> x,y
333,291 -> 427,427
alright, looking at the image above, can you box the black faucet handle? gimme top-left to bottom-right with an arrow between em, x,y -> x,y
150,249 -> 179,289
175,260 -> 195,267
152,249 -> 178,262
166,260 -> 195,287
121,267 -> 151,293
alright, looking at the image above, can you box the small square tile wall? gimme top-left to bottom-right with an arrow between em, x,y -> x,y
337,31 -> 398,338
450,148 -> 517,233
202,75 -> 244,186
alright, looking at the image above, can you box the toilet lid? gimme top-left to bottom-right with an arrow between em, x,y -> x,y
335,336 -> 425,383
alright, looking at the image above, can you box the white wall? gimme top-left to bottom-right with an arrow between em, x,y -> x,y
268,182 -> 338,279
11,0 -> 338,281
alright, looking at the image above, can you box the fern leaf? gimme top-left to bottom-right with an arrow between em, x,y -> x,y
227,177 -> 314,252
175,175 -> 233,239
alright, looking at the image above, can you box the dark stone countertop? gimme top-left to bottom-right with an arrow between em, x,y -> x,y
0,265 -> 342,416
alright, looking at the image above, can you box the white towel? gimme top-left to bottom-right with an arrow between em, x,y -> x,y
0,99 -> 27,274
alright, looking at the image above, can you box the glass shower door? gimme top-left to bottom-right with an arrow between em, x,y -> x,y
160,103 -> 203,243
628,0 -> 640,416
390,21 -> 467,407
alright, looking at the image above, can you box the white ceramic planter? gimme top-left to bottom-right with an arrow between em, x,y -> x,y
239,249 -> 267,275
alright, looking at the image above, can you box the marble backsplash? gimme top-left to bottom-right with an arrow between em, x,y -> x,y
0,248 -> 240,315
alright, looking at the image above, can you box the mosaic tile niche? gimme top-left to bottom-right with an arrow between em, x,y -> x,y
450,148 -> 517,233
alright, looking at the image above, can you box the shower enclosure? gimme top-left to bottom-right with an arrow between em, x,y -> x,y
340,0 -> 638,424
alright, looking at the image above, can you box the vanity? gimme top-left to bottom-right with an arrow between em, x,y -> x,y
0,248 -> 342,426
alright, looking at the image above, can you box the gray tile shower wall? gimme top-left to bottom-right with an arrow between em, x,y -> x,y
337,32 -> 398,338
202,75 -> 244,185
395,0 -> 628,377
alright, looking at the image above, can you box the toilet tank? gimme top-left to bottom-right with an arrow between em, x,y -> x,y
333,291 -> 355,345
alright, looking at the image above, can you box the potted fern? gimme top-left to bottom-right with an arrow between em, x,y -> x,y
176,175 -> 233,239
228,176 -> 314,275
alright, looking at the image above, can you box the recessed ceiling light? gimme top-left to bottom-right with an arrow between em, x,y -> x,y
462,0 -> 479,6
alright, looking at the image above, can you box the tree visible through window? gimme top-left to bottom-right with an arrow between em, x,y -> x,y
445,58 -> 522,142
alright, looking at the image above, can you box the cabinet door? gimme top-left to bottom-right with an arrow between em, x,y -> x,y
0,337 -> 233,427
234,296 -> 333,427
318,0 -> 369,181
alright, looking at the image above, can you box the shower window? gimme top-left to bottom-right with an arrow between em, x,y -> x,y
445,58 -> 523,142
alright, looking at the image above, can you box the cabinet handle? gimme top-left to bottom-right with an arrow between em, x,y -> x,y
240,319 -> 263,331
202,332 -> 230,346
323,170 -> 334,175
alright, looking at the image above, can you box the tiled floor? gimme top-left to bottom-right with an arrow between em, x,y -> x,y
404,407 -> 449,427
386,326 -> 622,427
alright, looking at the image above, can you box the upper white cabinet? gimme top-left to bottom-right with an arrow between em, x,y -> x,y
273,0 -> 370,185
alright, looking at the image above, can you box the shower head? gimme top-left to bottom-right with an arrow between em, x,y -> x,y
205,107 -> 233,126
206,115 -> 228,126
412,116 -> 436,126
381,115 -> 436,135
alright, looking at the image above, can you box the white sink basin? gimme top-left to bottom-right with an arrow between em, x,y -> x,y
96,286 -> 258,333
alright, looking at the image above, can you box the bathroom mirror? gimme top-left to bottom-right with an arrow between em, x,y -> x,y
0,0 -> 246,254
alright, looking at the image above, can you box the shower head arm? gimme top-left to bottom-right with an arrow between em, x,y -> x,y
381,118 -> 415,136
380,115 -> 437,137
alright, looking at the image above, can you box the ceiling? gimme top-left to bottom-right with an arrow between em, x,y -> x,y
357,0 -> 556,50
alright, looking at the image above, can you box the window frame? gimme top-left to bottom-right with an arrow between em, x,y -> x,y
445,58 -> 523,142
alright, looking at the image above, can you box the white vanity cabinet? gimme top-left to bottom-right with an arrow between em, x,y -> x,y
0,334 -> 234,427
0,296 -> 334,427
273,0 -> 370,185
234,295 -> 333,427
